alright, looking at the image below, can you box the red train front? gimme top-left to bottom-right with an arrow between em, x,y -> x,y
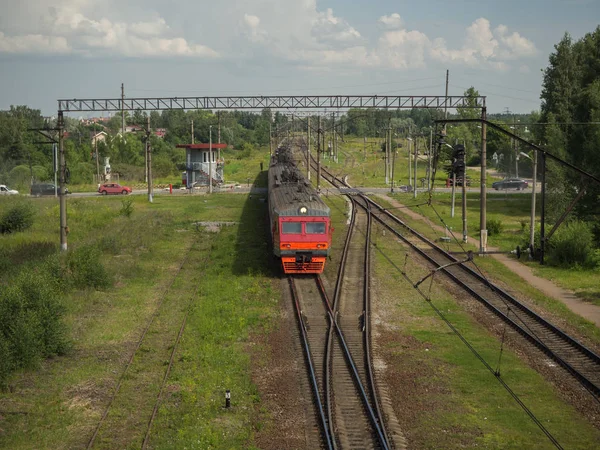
268,146 -> 332,274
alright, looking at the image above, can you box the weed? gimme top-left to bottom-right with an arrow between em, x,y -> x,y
119,198 -> 134,218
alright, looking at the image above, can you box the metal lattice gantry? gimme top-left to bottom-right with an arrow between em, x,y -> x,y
57,95 -> 485,112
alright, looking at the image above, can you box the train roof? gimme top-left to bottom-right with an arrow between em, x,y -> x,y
268,148 -> 330,217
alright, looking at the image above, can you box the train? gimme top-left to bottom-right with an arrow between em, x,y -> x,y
268,143 -> 332,274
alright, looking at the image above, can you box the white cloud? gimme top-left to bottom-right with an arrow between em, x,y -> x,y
242,14 -> 268,43
311,8 -> 361,46
0,32 -> 71,54
378,13 -> 403,30
0,1 -> 218,58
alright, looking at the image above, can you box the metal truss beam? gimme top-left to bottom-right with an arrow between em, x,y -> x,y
58,95 -> 485,112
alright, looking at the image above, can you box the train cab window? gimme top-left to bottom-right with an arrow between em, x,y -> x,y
282,222 -> 302,234
306,222 -> 326,234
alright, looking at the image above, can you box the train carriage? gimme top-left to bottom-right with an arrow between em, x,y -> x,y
268,145 -> 332,274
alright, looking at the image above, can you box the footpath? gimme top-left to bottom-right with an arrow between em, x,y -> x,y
375,193 -> 600,328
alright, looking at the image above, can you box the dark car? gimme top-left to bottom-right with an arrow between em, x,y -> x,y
30,183 -> 69,196
98,183 -> 132,195
492,178 -> 529,190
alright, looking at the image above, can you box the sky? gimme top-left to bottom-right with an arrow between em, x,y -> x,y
0,0 -> 598,117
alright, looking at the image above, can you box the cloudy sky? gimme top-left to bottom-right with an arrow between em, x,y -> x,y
0,0 -> 597,116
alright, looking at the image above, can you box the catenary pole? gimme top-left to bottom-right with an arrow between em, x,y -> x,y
147,115 -> 153,203
480,106 -> 488,254
462,147 -> 467,243
414,136 -> 418,199
58,111 -> 67,251
529,150 -> 538,255
121,83 -> 125,136
307,117 -> 311,181
209,125 -> 213,194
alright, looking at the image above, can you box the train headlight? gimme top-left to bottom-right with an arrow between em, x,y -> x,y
299,206 -> 308,215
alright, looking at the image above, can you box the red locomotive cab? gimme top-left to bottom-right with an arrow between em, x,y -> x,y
279,216 -> 330,274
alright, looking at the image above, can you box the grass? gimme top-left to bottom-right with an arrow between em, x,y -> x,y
0,193 -> 281,449
371,220 -> 600,448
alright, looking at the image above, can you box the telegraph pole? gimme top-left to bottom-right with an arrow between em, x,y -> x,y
58,111 -> 67,251
317,116 -> 321,191
307,117 -> 311,181
269,122 -> 272,157
209,125 -> 213,194
121,83 -> 125,136
218,111 -> 221,144
480,106 -> 488,254
462,147 -> 468,243
529,150 -> 538,254
413,136 -> 418,199
147,116 -> 153,203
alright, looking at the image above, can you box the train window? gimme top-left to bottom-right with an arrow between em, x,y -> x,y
306,222 -> 326,234
282,222 -> 302,234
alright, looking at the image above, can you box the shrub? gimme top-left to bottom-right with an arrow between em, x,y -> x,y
0,201 -> 35,234
0,269 -> 68,387
486,218 -> 504,236
546,220 -> 596,267
67,245 -> 111,290
120,198 -> 134,218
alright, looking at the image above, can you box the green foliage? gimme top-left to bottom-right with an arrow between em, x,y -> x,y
0,200 -> 35,234
66,244 -> 112,290
119,198 -> 134,218
546,220 -> 597,268
0,268 -> 69,386
486,218 -> 504,236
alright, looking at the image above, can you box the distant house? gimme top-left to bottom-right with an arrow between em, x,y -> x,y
125,125 -> 143,133
154,128 -> 167,139
91,131 -> 108,146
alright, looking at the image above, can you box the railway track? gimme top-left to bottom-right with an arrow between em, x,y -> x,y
314,160 -> 600,400
288,195 -> 392,449
86,236 -> 208,449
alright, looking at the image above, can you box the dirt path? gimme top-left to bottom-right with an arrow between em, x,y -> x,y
375,193 -> 600,328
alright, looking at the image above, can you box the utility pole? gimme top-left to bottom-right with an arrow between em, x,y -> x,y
462,147 -> 467,243
95,121 -> 100,184
363,136 -> 366,160
407,134 -> 412,189
121,83 -> 125,136
58,111 -> 67,252
413,136 -> 418,199
385,118 -> 390,185
147,115 -> 153,203
428,128 -> 433,190
218,111 -> 221,144
529,150 -> 538,255
480,106 -> 488,254
331,112 -> 335,162
191,119 -> 194,144
269,122 -> 273,157
209,125 -> 213,194
391,140 -> 396,193
307,117 -> 311,181
317,116 -> 321,191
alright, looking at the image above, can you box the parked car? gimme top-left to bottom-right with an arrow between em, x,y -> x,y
98,183 -> 132,195
30,183 -> 69,196
492,178 -> 529,190
0,184 -> 18,195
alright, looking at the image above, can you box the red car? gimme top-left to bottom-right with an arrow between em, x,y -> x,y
98,183 -> 132,195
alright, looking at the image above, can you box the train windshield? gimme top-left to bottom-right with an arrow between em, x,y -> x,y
305,222 -> 326,234
282,222 -> 302,234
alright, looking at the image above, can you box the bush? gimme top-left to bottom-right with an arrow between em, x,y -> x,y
0,201 -> 35,234
0,269 -> 69,387
546,220 -> 596,267
67,245 -> 111,290
487,218 -> 504,236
